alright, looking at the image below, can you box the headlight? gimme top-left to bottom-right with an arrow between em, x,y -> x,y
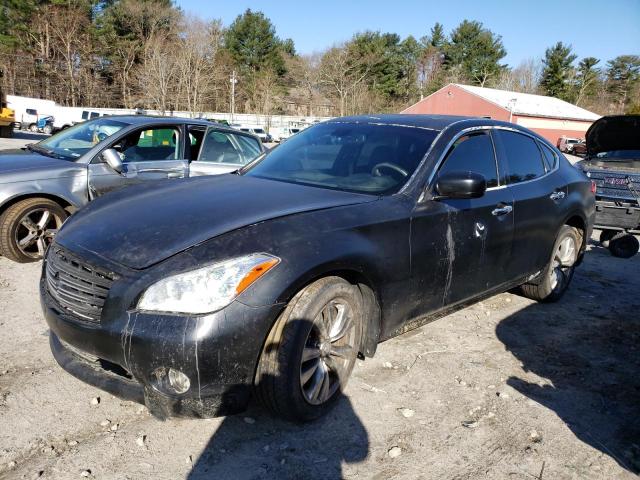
137,253 -> 279,314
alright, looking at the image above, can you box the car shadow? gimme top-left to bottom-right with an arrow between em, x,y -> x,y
187,318 -> 369,479
497,265 -> 640,473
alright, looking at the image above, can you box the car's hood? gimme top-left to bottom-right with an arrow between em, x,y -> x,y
0,148 -> 71,174
586,115 -> 640,156
56,174 -> 377,270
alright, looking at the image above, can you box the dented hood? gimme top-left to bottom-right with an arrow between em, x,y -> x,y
0,148 -> 72,175
586,115 -> 640,157
56,174 -> 376,269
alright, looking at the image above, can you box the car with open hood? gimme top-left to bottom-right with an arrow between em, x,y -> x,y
576,115 -> 640,258
0,116 -> 264,263
41,114 -> 594,422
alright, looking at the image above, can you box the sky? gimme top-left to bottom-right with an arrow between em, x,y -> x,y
176,0 -> 640,67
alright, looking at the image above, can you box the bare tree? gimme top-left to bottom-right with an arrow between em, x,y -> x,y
319,44 -> 372,116
175,17 -> 224,116
136,34 -> 178,113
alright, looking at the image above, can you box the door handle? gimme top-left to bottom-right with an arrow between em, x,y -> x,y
491,205 -> 513,216
549,191 -> 566,201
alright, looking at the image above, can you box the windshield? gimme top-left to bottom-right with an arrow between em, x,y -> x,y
253,128 -> 265,134
38,118 -> 128,159
243,122 -> 438,194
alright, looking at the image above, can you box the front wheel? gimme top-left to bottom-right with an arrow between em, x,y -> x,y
254,277 -> 362,422
520,225 -> 581,302
0,198 -> 67,263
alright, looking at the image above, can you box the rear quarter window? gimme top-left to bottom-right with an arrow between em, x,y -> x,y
538,142 -> 558,171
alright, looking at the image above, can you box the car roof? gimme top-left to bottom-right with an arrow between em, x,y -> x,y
324,114 -> 553,144
326,114 -> 478,131
100,115 -> 213,127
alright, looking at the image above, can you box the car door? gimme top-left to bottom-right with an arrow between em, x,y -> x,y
411,130 -> 514,311
492,129 -> 566,279
87,125 -> 188,198
189,128 -> 263,177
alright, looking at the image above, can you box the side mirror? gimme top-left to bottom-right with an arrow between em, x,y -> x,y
435,171 -> 487,199
102,148 -> 123,174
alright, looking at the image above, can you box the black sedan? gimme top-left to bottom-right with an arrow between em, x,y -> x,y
40,115 -> 595,422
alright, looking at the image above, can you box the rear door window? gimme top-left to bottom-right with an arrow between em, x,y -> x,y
198,130 -> 262,165
495,130 -> 546,184
438,131 -> 499,188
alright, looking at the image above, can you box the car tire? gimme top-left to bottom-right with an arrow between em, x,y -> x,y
520,225 -> 581,303
29,124 -> 38,132
608,233 -> 639,259
599,229 -> 617,248
254,276 -> 363,422
0,198 -> 67,263
43,124 -> 53,135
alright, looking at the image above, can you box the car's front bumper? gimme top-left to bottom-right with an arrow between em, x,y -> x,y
41,278 -> 283,419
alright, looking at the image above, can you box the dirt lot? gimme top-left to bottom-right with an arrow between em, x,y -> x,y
0,135 -> 639,480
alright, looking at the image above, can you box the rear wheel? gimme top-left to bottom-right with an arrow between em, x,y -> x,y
521,225 -> 581,302
0,198 -> 67,263
608,233 -> 639,258
254,277 -> 362,422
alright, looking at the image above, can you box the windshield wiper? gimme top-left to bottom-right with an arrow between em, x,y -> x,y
26,144 -> 66,159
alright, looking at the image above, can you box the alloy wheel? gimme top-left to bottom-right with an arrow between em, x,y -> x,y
300,300 -> 356,405
14,208 -> 63,259
549,235 -> 577,290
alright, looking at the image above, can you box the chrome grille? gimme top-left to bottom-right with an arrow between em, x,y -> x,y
588,170 -> 640,203
45,247 -> 114,324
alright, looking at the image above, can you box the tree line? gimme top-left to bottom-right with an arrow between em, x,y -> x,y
1,0 -> 638,117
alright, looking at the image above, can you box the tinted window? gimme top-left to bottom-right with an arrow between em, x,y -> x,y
496,130 -> 546,184
116,127 -> 180,162
198,130 -> 261,165
244,122 -> 437,194
26,108 -> 37,115
438,132 -> 498,188
538,142 -> 558,170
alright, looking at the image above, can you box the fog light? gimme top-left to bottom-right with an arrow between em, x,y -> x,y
168,368 -> 190,394
152,367 -> 190,395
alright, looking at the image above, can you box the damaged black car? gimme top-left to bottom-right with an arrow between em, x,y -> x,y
41,115 -> 595,422
576,115 -> 640,258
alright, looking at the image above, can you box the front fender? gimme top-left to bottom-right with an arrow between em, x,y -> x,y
0,172 -> 88,213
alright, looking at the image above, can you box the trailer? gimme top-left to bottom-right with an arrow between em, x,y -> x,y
6,95 -> 56,131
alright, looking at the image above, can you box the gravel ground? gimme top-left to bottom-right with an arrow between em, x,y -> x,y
1,133 -> 638,480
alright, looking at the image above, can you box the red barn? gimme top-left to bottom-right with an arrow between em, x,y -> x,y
402,83 -> 600,145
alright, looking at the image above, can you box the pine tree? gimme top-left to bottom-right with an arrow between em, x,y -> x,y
540,42 -> 577,101
443,20 -> 506,87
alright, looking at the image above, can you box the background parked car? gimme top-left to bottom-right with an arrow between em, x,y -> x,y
557,136 -> 582,153
0,116 -> 264,263
572,140 -> 587,156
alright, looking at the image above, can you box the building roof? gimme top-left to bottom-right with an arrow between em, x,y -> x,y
453,84 -> 600,122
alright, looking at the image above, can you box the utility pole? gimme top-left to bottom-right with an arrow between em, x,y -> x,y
230,70 -> 238,123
